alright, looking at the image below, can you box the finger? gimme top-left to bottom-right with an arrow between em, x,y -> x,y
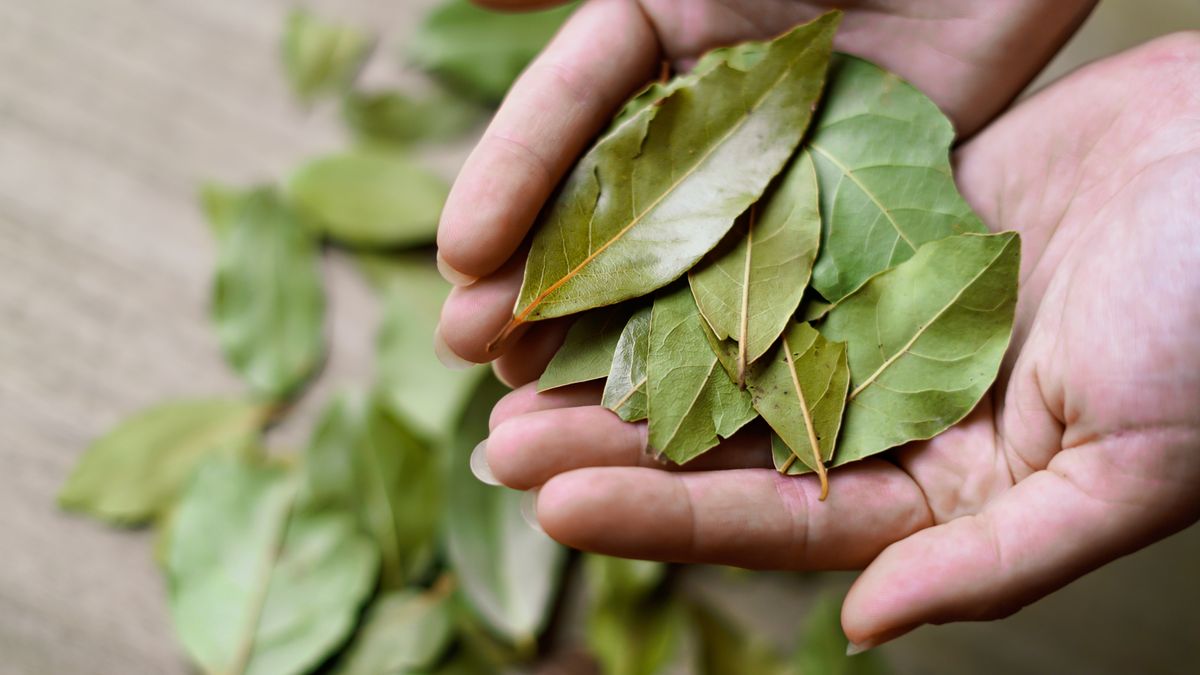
487,408 -> 774,489
534,462 -> 933,569
841,447 -> 1200,651
437,0 -> 659,280
493,317 -> 572,388
437,251 -> 527,365
489,380 -> 604,431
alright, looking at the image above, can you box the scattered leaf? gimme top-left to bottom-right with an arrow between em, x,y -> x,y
281,8 -> 372,103
585,556 -> 685,675
342,89 -> 483,147
793,594 -> 890,675
198,183 -> 250,240
539,305 -> 635,392
601,306 -> 652,422
334,581 -> 456,674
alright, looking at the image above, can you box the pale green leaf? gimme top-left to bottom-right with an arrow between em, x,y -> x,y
334,583 -> 456,674
601,305 -> 652,421
793,594 -> 890,675
212,188 -> 325,399
407,0 -> 576,103
304,391 -> 441,588
59,398 -> 268,525
342,89 -> 483,147
585,556 -> 684,675
820,232 -> 1019,465
282,8 -> 372,102
444,374 -> 567,644
198,182 -> 249,240
287,149 -> 448,249
808,55 -> 988,304
167,458 -> 378,675
647,286 -> 755,463
538,305 -> 635,392
505,14 -> 839,334
690,150 -> 822,383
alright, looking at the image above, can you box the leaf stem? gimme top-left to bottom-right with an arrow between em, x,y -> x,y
782,336 -> 829,500
736,207 -> 756,389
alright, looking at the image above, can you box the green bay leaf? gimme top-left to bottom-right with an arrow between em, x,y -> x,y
808,55 -> 988,304
167,458 -> 378,675
689,150 -> 821,384
820,232 -> 1020,465
334,583 -> 455,675
539,305 -> 635,392
282,8 -> 372,103
212,188 -> 325,399
58,398 -> 268,525
342,89 -> 483,148
647,286 -> 755,463
602,306 -> 652,422
502,14 -> 839,337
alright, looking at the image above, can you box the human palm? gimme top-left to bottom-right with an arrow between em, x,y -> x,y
437,0 -> 1200,649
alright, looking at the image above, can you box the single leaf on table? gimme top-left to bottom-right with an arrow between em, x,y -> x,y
792,594 -> 890,675
538,304 -> 635,392
689,150 -> 822,385
444,374 -> 567,646
58,398 -> 269,525
820,232 -> 1020,465
602,305 -> 652,422
496,14 -> 839,344
647,286 -> 756,463
287,149 -> 448,249
746,322 -> 848,498
407,0 -> 576,103
212,188 -> 325,399
334,581 -> 456,675
304,390 -> 441,588
167,458 -> 378,675
281,8 -> 372,103
342,89 -> 483,148
808,55 -> 988,304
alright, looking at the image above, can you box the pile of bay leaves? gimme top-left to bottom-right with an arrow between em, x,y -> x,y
56,3 -> 885,675
532,12 -> 1019,498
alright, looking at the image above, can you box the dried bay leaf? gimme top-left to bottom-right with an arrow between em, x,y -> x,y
820,232 -> 1019,465
167,458 -> 378,675
59,398 -> 269,525
287,149 -> 448,249
333,582 -> 455,674
342,89 -> 483,148
808,55 -> 988,304
539,305 -> 635,392
282,8 -> 372,103
497,14 -> 839,344
602,306 -> 652,422
647,287 -> 755,463
212,188 -> 324,399
689,150 -> 821,385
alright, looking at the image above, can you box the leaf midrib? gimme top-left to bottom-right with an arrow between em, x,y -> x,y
808,141 -> 917,250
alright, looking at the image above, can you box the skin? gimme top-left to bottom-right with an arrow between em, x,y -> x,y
436,0 -> 1200,650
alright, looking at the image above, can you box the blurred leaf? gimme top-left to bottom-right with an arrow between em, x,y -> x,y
282,8 -> 372,103
212,187 -> 325,399
793,595 -> 889,675
199,182 -> 250,240
601,306 -> 652,422
368,253 -> 483,438
691,603 -> 790,675
443,374 -> 567,646
586,556 -> 666,603
304,390 -> 441,588
538,305 -> 634,392
59,398 -> 268,525
288,149 -> 448,249
585,556 -> 682,675
408,0 -> 576,103
334,580 -> 456,674
166,457 -> 378,675
342,89 -> 483,147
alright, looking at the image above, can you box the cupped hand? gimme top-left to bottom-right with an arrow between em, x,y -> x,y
473,33 -> 1200,650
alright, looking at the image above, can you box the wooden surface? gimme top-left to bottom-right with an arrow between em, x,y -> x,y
1,1 -> 1197,674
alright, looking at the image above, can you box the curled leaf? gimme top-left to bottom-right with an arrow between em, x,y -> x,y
602,306 -> 653,422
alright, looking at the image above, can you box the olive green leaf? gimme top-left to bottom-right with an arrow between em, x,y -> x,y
444,374 -> 567,645
647,286 -> 756,463
58,398 -> 269,525
585,556 -> 685,675
602,306 -> 652,422
198,183 -> 250,240
808,55 -> 988,304
370,253 -> 482,438
342,89 -> 483,148
539,305 -> 635,392
334,581 -> 456,675
407,0 -> 576,103
498,14 -> 839,343
690,602 -> 790,675
281,8 -> 372,103
792,594 -> 890,675
287,149 -> 448,249
212,188 -> 325,399
820,232 -> 1019,465
167,458 -> 378,675
304,390 -> 441,588
689,150 -> 821,385
745,323 -> 848,499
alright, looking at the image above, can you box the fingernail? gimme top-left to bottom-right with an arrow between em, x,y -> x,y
845,640 -> 874,656
846,624 -> 917,655
469,440 -> 501,486
437,251 -> 477,287
520,488 -> 543,533
433,327 -> 474,371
